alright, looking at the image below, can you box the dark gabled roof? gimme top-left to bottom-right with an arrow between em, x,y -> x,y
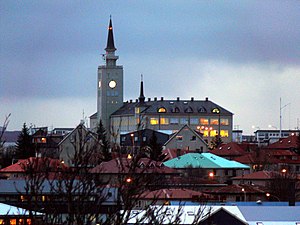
105,17 -> 116,52
111,99 -> 233,116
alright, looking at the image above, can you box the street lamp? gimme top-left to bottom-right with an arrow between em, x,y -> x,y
266,192 -> 280,201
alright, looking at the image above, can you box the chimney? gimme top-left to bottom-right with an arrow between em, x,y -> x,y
161,97 -> 164,101
191,97 -> 194,101
135,99 -> 138,102
130,99 -> 133,103
154,97 -> 157,101
148,98 -> 151,102
205,97 -> 208,101
177,97 -> 180,101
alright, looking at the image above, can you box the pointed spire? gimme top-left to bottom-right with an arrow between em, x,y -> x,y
139,74 -> 145,103
105,16 -> 116,52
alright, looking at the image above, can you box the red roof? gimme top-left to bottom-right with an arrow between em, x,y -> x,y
139,188 -> 213,200
0,157 -> 67,173
267,134 -> 299,149
162,148 -> 197,160
205,184 -> 266,194
90,157 -> 177,174
232,170 -> 274,180
234,151 -> 280,164
210,142 -> 246,158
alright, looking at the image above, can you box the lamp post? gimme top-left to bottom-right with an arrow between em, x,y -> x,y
242,188 -> 246,202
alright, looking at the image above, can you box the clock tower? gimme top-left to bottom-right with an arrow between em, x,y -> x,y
97,17 -> 123,133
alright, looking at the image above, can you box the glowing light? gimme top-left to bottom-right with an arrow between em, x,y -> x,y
208,172 -> 214,178
126,177 -> 132,183
127,154 -> 132,159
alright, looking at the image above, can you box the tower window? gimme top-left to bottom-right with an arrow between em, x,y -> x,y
158,107 -> 166,113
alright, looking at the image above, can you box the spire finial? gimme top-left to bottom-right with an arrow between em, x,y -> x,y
105,16 -> 116,52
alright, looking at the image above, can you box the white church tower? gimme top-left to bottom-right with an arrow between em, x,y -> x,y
97,17 -> 124,132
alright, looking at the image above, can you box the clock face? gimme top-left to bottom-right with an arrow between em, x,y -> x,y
108,80 -> 117,89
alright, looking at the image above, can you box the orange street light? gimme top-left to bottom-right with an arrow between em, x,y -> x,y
126,177 -> 133,183
208,172 -> 214,178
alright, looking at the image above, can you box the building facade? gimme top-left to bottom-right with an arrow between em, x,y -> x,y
93,18 -> 233,145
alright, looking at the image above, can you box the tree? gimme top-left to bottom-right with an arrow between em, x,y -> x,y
210,135 -> 223,150
148,130 -> 166,161
0,114 -> 11,168
97,120 -> 112,161
15,123 -> 35,159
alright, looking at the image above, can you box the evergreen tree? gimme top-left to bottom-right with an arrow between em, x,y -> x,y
148,131 -> 166,161
96,120 -> 112,161
15,123 -> 35,159
210,134 -> 223,150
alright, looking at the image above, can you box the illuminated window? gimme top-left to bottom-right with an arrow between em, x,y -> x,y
180,118 -> 188,124
170,118 -> 179,124
41,137 -> 47,143
176,136 -> 183,141
158,107 -> 166,113
160,117 -> 169,125
200,118 -> 209,125
10,219 -> 16,225
212,108 -> 220,113
220,130 -> 229,137
135,107 -> 140,114
150,118 -> 159,125
210,119 -> 219,125
210,130 -> 218,137
190,118 -> 198,125
203,131 -> 209,137
0,219 -> 4,225
220,118 -> 229,125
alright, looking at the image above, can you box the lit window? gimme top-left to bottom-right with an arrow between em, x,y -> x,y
220,119 -> 229,125
220,130 -> 229,137
135,107 -> 140,114
41,137 -> 47,143
210,130 -> 218,137
203,131 -> 209,137
176,136 -> 183,141
190,118 -> 198,125
210,119 -> 219,125
180,118 -> 189,124
170,118 -> 179,124
160,117 -> 169,125
200,118 -> 209,125
158,107 -> 166,113
150,118 -> 159,125
212,108 -> 220,113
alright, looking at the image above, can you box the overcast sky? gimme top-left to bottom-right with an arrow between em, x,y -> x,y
1,1 -> 300,134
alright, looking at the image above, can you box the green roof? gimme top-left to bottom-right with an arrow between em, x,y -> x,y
163,153 -> 249,169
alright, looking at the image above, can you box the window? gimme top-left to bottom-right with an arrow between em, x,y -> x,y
172,107 -> 180,113
212,108 -> 220,113
143,137 -> 147,142
160,117 -> 169,125
220,118 -> 229,125
180,118 -> 189,124
198,107 -> 206,113
185,107 -> 193,113
150,118 -> 159,125
158,107 -> 166,113
210,118 -> 219,125
200,118 -> 209,125
170,118 -> 179,124
190,118 -> 198,125
220,130 -> 229,137
176,136 -> 183,141
135,107 -> 140,114
210,130 -> 218,137
190,135 -> 196,141
203,131 -> 209,137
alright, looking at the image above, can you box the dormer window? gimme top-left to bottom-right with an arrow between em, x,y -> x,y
158,107 -> 166,113
212,108 -> 220,114
185,107 -> 193,113
198,107 -> 206,113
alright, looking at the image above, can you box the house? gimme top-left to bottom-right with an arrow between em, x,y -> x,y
0,157 -> 67,179
134,188 -> 214,209
163,153 -> 250,183
58,123 -> 101,167
204,184 -> 267,202
231,170 -> 274,186
120,129 -> 170,154
210,142 -> 247,160
163,125 -> 209,152
90,157 -> 178,185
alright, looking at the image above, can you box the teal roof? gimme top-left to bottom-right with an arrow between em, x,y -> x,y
163,153 -> 250,169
